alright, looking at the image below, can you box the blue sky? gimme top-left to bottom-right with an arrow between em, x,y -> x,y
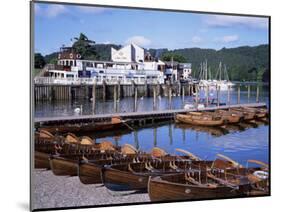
34,3 -> 269,55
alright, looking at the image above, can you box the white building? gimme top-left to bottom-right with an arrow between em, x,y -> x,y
38,44 -> 166,85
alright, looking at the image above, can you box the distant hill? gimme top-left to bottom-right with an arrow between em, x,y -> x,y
42,44 -> 269,82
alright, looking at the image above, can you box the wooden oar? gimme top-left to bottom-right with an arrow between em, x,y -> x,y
216,153 -> 242,168
121,120 -> 135,131
175,148 -> 201,161
247,160 -> 268,169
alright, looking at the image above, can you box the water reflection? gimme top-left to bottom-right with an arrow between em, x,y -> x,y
34,85 -> 269,117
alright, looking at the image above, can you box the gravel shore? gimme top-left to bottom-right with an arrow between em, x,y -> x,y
32,169 -> 150,210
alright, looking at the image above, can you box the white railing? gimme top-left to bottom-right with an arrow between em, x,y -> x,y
34,77 -> 162,85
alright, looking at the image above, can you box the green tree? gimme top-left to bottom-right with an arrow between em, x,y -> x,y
161,52 -> 186,63
72,33 -> 97,59
34,53 -> 46,68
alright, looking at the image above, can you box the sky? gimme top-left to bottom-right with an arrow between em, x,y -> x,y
34,2 -> 269,55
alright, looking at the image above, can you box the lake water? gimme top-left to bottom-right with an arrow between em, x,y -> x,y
34,84 -> 269,117
34,84 -> 270,166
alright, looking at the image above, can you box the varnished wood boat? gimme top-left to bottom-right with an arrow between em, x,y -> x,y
39,116 -> 129,134
176,113 -> 224,127
78,146 -> 186,185
49,150 -> 121,176
34,151 -> 51,169
174,123 -> 228,137
148,158 -> 268,201
230,108 -> 256,120
216,110 -> 243,124
101,160 -> 214,192
242,107 -> 268,118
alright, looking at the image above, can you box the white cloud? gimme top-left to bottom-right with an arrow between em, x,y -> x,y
205,15 -> 268,29
215,35 -> 239,43
77,6 -> 108,14
102,41 -> 111,44
192,36 -> 202,43
125,36 -> 152,47
35,4 -> 67,18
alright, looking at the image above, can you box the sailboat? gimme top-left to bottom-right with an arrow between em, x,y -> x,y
213,62 -> 235,90
198,60 -> 216,88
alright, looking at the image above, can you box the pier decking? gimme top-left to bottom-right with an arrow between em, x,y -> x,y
35,102 -> 267,126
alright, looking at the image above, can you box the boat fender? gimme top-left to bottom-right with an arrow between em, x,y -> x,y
253,171 -> 268,180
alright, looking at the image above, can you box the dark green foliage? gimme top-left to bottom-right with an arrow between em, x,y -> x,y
156,45 -> 269,82
160,52 -> 186,63
34,53 -> 46,68
44,52 -> 59,64
72,33 -> 97,59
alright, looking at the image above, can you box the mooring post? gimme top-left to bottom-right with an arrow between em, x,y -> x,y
113,84 -> 117,112
178,81 -> 181,96
182,85 -> 185,102
117,80 -> 121,101
195,84 -> 199,109
134,86 -> 138,112
227,85 -> 230,106
237,84 -> 241,104
256,84 -> 260,103
134,131 -> 139,150
248,84 -> 251,103
169,124 -> 173,145
217,85 -> 220,107
92,82 -> 96,114
102,80 -> 106,101
206,85 -> 209,107
144,79 -> 148,97
153,85 -> 156,110
187,84 -> 190,96
168,85 -> 172,109
153,127 -> 157,147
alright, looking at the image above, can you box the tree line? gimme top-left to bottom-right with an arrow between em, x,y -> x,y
34,33 -> 269,82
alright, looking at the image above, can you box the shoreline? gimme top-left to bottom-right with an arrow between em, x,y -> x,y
33,170 -> 150,210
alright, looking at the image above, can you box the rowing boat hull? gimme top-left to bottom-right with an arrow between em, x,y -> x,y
34,151 -> 50,169
101,167 -> 149,191
148,174 -> 240,202
78,162 -> 103,184
176,114 -> 224,127
49,157 -> 78,176
39,122 -> 126,134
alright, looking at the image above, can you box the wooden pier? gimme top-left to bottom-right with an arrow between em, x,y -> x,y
34,102 -> 267,127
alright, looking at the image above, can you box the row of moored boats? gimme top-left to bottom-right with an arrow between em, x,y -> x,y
35,127 -> 269,202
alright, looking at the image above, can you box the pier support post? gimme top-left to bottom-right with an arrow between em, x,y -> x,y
217,85 -> 220,107
153,127 -> 157,147
117,80 -> 121,101
144,80 -> 148,97
182,85 -> 185,102
195,84 -> 199,109
256,84 -> 260,103
153,85 -> 157,110
169,124 -> 173,145
114,84 -> 117,112
178,81 -> 181,96
206,85 -> 209,107
168,85 -> 172,109
134,86 -> 138,112
92,83 -> 96,114
102,80 -> 106,101
227,85 -> 230,106
134,131 -> 139,150
248,85 -> 251,103
237,84 -> 241,104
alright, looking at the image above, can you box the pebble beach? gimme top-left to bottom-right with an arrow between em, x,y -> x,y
32,169 -> 150,210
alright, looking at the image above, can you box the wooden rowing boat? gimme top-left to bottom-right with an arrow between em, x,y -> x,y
148,156 -> 268,201
38,116 -> 129,134
176,113 -> 224,127
101,160 -> 213,192
49,150 -> 120,176
34,151 -> 51,169
174,123 -> 228,136
230,108 -> 256,120
216,110 -> 243,124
